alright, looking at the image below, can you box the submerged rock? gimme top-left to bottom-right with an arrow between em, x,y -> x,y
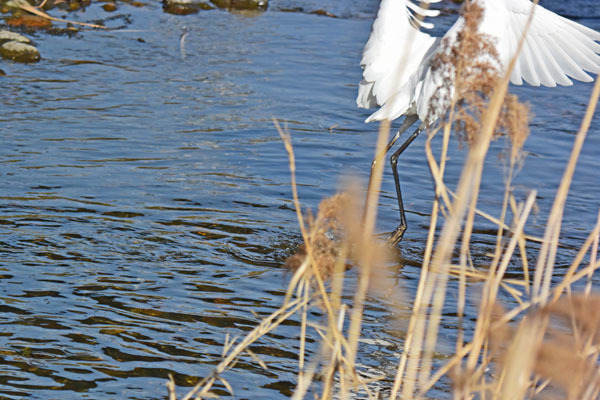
310,9 -> 337,18
67,1 -> 81,11
102,2 -> 117,11
0,40 -> 40,63
162,0 -> 213,15
6,15 -> 53,28
35,0 -> 91,12
0,30 -> 31,44
210,0 -> 267,10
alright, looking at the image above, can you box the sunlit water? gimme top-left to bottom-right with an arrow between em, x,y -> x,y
1,0 -> 599,398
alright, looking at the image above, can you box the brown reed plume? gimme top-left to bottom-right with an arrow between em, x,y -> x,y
284,192 -> 356,280
429,1 -> 530,158
489,295 -> 600,399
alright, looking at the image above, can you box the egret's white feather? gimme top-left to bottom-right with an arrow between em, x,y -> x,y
487,0 -> 600,87
406,1 -> 440,18
357,0 -> 439,110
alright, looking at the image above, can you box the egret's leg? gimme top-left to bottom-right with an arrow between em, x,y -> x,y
389,127 -> 423,245
364,115 -> 418,223
369,115 -> 418,173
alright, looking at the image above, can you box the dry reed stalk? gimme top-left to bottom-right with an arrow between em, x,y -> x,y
275,119 -> 339,335
276,121 -> 352,397
509,194 -> 532,295
346,118 -> 390,361
318,227 -> 352,399
456,191 -> 537,395
421,19 -> 513,400
276,115 -> 395,400
298,269 -> 309,390
345,3 -> 440,379
343,0 -> 438,391
275,119 -> 315,393
172,290 -> 308,399
458,0 -> 537,382
454,40 -> 529,390
387,124 -> 448,399
533,75 -> 600,303
387,119 -> 452,398
444,187 -> 544,243
586,211 -> 600,295
167,375 -> 177,400
551,214 -> 600,303
319,303 -> 346,399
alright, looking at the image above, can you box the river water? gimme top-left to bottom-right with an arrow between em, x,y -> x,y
1,0 -> 599,398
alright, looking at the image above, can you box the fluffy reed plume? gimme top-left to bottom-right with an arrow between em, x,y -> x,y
284,192 -> 355,280
284,189 -> 391,283
489,296 -> 600,399
429,1 -> 530,158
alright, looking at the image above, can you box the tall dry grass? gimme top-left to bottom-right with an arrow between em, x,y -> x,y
168,2 -> 600,399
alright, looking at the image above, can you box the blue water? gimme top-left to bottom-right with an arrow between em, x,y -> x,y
0,0 -> 599,398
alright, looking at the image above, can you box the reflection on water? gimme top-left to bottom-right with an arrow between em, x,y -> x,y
1,0 -> 599,398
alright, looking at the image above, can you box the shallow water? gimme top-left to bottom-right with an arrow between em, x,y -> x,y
1,0 -> 599,398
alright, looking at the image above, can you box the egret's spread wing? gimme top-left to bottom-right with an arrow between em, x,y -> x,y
357,0 -> 441,109
493,0 -> 600,87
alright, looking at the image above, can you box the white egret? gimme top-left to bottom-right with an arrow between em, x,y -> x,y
358,0 -> 600,244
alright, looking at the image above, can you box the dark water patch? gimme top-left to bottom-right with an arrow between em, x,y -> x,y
0,304 -> 31,315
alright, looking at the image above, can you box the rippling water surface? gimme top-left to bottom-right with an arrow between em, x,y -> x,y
1,0 -> 600,398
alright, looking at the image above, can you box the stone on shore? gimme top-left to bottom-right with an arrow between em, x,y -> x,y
0,30 -> 31,44
0,40 -> 41,63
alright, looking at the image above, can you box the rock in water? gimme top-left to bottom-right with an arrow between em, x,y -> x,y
162,0 -> 213,15
210,0 -> 267,11
0,41 -> 41,63
102,2 -> 117,11
0,30 -> 31,44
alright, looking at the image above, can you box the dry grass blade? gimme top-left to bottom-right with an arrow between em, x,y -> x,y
346,118 -> 390,368
176,291 -> 307,400
587,212 -> 600,296
274,119 -> 309,245
167,374 -> 177,400
218,377 -> 234,397
552,213 -> 600,302
17,3 -> 107,29
245,349 -> 267,370
491,296 -> 600,399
